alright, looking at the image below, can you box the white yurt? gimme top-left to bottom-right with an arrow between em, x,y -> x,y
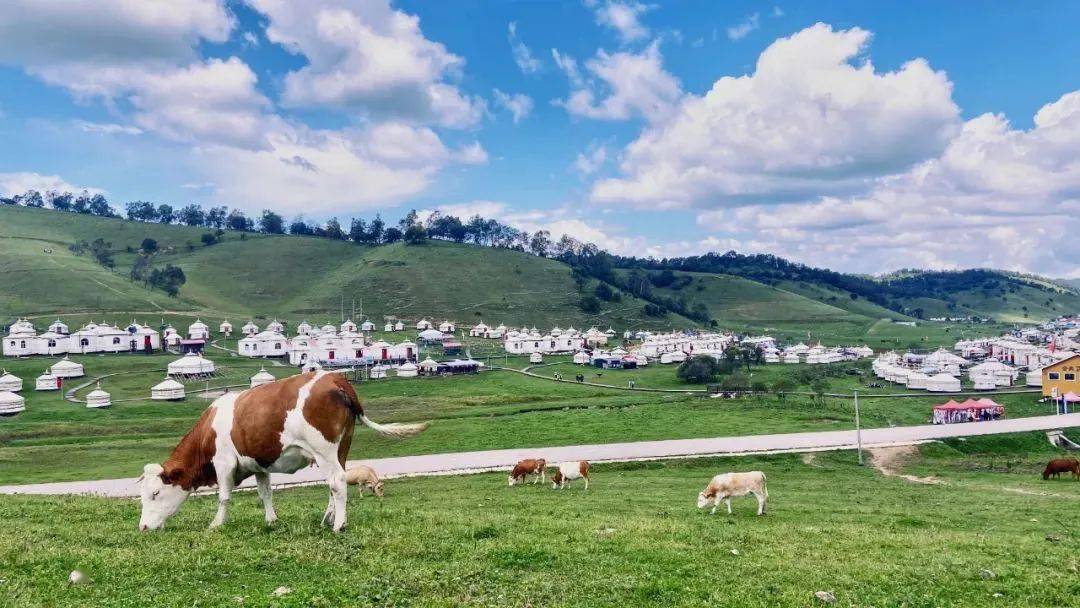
151,377 -> 186,400
906,371 -> 931,390
0,390 -> 26,416
85,384 -> 111,409
416,319 -> 432,330
418,329 -> 445,342
297,320 -> 313,335
926,373 -> 961,393
163,326 -> 182,347
250,367 -> 276,388
394,320 -> 405,331
529,352 -> 544,364
659,352 -> 673,364
242,321 -> 259,336
50,356 -> 84,379
167,353 -> 215,377
48,319 -> 70,335
764,352 -> 780,363
396,362 -> 419,377
783,352 -> 800,364
0,370 -> 22,392
302,360 -> 323,373
419,358 -> 440,374
383,322 -> 395,332
265,320 -> 283,334
634,354 -> 649,367
188,319 -> 210,340
439,321 -> 455,333
369,364 -> 388,379
219,320 -> 233,335
360,320 -> 375,332
972,375 -> 997,391
669,351 -> 687,363
1026,368 -> 1043,387
573,351 -> 590,365
35,370 -> 58,391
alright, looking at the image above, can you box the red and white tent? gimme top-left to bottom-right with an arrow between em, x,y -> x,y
932,398 -> 1005,424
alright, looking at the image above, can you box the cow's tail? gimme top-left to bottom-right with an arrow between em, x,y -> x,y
359,415 -> 430,438
760,472 -> 768,497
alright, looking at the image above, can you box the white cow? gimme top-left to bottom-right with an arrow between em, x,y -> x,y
551,461 -> 590,490
696,471 -> 768,515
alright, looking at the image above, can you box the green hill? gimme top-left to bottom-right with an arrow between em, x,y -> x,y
0,206 -> 690,329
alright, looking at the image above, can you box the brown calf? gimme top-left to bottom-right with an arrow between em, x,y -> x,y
508,458 -> 547,486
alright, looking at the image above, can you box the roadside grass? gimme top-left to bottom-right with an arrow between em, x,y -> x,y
1,452 -> 1078,607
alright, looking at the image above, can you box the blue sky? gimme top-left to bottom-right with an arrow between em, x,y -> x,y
1,1 -> 1078,276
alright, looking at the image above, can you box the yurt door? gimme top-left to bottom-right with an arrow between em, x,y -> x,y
406,347 -> 413,359
381,348 -> 388,361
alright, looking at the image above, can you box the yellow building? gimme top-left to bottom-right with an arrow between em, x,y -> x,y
1042,354 -> 1080,397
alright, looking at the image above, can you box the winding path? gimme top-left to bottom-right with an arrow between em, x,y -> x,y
2,412 -> 1078,499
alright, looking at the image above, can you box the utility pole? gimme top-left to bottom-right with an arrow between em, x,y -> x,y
854,390 -> 863,465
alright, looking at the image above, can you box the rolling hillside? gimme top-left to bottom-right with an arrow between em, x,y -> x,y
1,205 -> 1076,336
0,206 -> 691,329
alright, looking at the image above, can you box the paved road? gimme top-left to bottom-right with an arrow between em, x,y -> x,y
3,413 -> 1078,498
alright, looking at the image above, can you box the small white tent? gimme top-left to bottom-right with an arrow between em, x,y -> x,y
151,377 -> 186,400
369,364 -> 388,379
529,352 -> 543,363
396,362 -> 418,377
50,356 -> 84,378
168,353 -> 215,377
0,390 -> 26,416
85,384 -> 112,408
250,368 -> 276,388
573,351 -> 590,365
926,373 -> 961,393
36,370 -> 58,391
219,320 -> 233,335
0,370 -> 22,392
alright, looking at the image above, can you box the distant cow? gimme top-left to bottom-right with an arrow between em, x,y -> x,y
551,461 -> 590,490
137,371 -> 428,532
508,458 -> 547,486
1042,458 -> 1080,480
697,471 -> 768,515
345,465 -> 384,497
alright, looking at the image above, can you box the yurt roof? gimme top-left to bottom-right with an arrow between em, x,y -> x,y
0,391 -> 24,405
251,368 -> 275,381
419,357 -> 439,366
371,340 -> 392,347
0,370 -> 18,382
51,357 -> 82,371
37,369 -> 56,380
153,377 -> 185,390
398,362 -> 418,370
397,340 -> 417,347
87,384 -> 110,399
189,319 -> 208,328
418,329 -> 445,340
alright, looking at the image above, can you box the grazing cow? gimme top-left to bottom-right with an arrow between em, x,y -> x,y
137,371 -> 427,532
345,465 -> 384,497
508,458 -> 547,486
551,461 -> 590,490
697,471 -> 768,516
1042,458 -> 1080,480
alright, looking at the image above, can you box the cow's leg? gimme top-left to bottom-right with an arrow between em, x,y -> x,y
210,472 -> 235,529
709,497 -> 719,515
314,452 -> 348,532
725,497 -> 733,515
255,472 -> 277,525
755,491 -> 766,516
321,494 -> 335,527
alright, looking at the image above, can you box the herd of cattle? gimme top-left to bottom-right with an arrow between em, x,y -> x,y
136,370 -> 1076,532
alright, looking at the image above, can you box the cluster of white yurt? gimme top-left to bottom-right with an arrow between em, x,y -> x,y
0,370 -> 22,392
383,320 -> 406,332
36,370 -> 58,391
658,350 -> 688,364
50,356 -> 84,378
968,359 -> 1017,387
167,353 -> 215,377
0,390 -> 25,416
396,362 -> 418,377
85,384 -> 112,408
250,368 -> 276,388
151,377 -> 186,400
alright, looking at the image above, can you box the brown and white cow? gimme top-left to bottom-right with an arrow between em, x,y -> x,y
508,458 -> 547,486
137,371 -> 427,532
551,461 -> 590,490
697,471 -> 768,516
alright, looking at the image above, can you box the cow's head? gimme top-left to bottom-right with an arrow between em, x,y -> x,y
137,463 -> 191,531
372,481 -> 385,498
507,474 -> 518,487
696,491 -> 711,509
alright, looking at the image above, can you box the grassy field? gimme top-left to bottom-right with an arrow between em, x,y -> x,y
0,348 -> 1059,485
1,444 -> 1078,607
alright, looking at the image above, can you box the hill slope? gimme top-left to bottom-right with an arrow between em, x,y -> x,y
0,206 -> 690,329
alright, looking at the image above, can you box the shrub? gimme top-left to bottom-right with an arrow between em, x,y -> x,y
677,355 -> 721,384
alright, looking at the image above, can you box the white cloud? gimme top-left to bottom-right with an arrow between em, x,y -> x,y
693,90 -> 1080,274
556,41 -> 682,122
0,172 -> 100,196
247,0 -> 484,129
726,13 -> 760,41
507,22 -> 541,74
592,23 -> 960,208
574,142 -> 608,176
0,0 -> 231,67
74,121 -> 144,136
551,49 -> 584,88
591,1 -> 651,43
493,89 -> 534,123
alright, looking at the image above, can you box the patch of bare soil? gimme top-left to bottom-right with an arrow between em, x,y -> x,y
868,446 -> 945,485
